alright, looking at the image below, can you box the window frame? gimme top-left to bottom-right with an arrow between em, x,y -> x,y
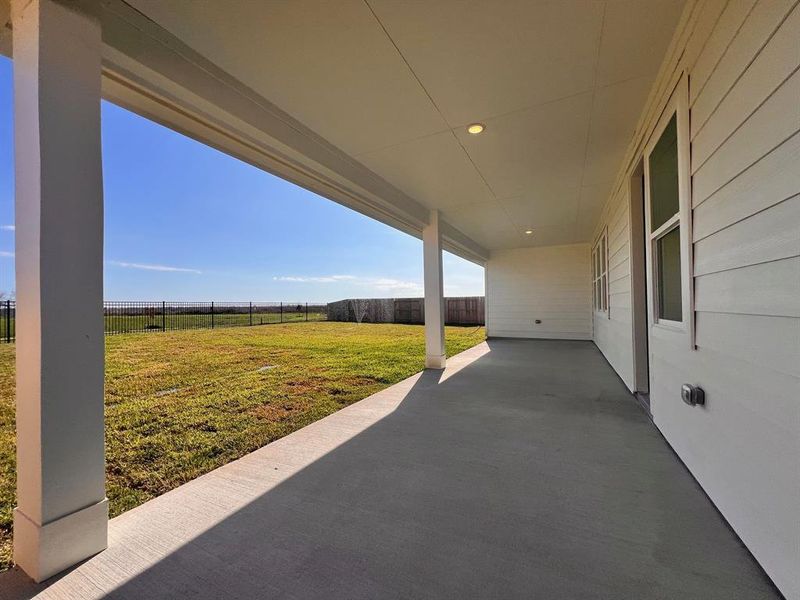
592,227 -> 609,318
642,73 -> 694,347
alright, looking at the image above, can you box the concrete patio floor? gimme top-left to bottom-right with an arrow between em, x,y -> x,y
0,339 -> 779,599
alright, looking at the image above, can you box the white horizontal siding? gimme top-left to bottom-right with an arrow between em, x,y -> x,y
609,290 -> 632,308
486,244 -> 591,340
588,1 -> 800,596
646,344 -> 799,596
691,4 -> 800,169
608,257 -> 629,283
692,67 -> 800,202
695,312 -> 800,377
688,0 -> 757,105
690,0 -> 797,133
692,132 -> 800,238
693,195 -> 800,275
694,257 -> 800,317
684,14 -> 800,592
592,188 -> 635,390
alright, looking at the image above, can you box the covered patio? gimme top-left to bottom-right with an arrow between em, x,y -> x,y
1,340 -> 778,599
1,0 -> 797,595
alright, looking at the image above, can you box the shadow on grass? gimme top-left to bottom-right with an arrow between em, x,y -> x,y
0,340 -> 779,599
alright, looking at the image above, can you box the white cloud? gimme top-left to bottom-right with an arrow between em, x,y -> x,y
274,274 -> 423,296
273,275 -> 356,283
369,277 -> 424,295
0,225 -> 14,232
109,260 -> 201,274
0,251 -> 13,258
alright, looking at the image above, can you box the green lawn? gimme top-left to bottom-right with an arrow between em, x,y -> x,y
0,322 -> 485,571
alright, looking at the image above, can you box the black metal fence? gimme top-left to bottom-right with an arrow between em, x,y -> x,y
104,301 -> 327,335
1,300 -> 12,344
0,301 -> 327,342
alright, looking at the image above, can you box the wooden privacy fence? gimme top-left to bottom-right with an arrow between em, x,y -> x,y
445,296 -> 484,325
327,296 -> 484,326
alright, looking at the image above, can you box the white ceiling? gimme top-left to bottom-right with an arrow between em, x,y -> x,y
127,0 -> 685,251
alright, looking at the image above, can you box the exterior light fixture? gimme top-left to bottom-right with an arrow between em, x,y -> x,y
466,123 -> 485,135
525,229 -> 533,235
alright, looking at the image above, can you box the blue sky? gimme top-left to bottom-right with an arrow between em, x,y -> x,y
0,56 -> 483,302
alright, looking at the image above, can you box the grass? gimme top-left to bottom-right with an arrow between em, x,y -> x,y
0,322 -> 485,571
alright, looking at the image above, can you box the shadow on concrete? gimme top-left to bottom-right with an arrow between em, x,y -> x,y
0,340 -> 780,599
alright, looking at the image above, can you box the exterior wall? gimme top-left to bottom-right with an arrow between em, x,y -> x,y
594,191 -> 636,390
486,244 -> 591,339
591,1 -> 800,596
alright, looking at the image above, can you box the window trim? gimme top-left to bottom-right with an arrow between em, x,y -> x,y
592,227 -> 609,318
642,73 -> 694,348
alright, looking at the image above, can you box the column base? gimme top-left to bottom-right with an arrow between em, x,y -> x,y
14,498 -> 108,582
425,354 -> 446,369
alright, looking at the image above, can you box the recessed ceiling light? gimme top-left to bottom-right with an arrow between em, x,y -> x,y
525,229 -> 533,235
467,123 -> 485,135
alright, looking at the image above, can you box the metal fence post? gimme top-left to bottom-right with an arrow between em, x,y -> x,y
211,301 -> 215,329
162,301 -> 166,331
305,302 -> 308,321
280,302 -> 283,323
249,302 -> 253,326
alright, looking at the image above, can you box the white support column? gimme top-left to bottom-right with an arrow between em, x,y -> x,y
483,262 -> 490,338
12,0 -> 107,582
423,210 -> 446,369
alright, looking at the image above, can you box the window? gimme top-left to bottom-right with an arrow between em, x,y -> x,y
643,74 -> 693,340
592,229 -> 608,314
649,114 -> 682,322
656,226 -> 682,321
649,115 -> 680,233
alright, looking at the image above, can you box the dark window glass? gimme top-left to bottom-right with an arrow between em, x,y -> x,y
600,236 -> 606,268
649,115 -> 679,232
657,226 -> 682,321
601,275 -> 607,311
